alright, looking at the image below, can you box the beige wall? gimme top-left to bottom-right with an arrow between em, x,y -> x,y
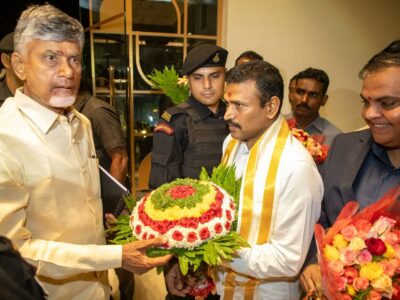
222,0 -> 400,132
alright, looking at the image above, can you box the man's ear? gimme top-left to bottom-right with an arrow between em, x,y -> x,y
266,96 -> 280,119
321,95 -> 328,106
11,52 -> 26,81
1,53 -> 11,69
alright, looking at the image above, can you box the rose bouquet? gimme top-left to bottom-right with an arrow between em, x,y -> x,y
108,164 -> 249,297
147,65 -> 190,104
314,187 -> 400,300
291,128 -> 328,165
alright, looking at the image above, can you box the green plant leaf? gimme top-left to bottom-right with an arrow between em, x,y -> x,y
147,66 -> 190,104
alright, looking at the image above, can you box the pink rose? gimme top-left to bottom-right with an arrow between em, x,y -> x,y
394,244 -> 400,259
382,231 -> 399,245
341,225 -> 358,241
353,277 -> 369,291
344,266 -> 358,284
333,276 -> 347,291
367,290 -> 382,300
371,216 -> 396,235
357,249 -> 373,265
340,248 -> 357,265
328,260 -> 345,277
380,260 -> 396,277
354,219 -> 372,239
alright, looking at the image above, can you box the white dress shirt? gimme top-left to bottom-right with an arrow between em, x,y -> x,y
0,90 -> 122,299
215,116 -> 323,299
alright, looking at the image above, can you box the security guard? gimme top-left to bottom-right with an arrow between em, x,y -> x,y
0,32 -> 23,105
149,44 -> 229,189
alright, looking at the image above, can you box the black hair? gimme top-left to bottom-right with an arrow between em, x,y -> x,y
294,68 -> 330,95
359,40 -> 400,78
234,50 -> 263,66
226,60 -> 284,113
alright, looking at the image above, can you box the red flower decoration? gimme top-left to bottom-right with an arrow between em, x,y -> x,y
142,232 -> 147,240
214,223 -> 222,234
200,228 -> 210,240
148,234 -> 155,239
225,221 -> 231,231
172,230 -> 183,241
230,201 -> 235,210
188,276 -> 216,297
154,221 -> 169,234
169,185 -> 196,199
135,225 -> 142,234
365,237 -> 387,256
187,232 -> 197,243
226,210 -> 232,221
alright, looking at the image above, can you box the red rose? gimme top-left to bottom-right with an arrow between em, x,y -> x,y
169,185 -> 196,199
187,232 -> 197,243
225,221 -> 231,231
154,221 -> 168,234
187,217 -> 199,229
226,210 -> 232,221
135,225 -> 142,234
172,230 -> 183,241
200,213 -> 211,224
200,228 -> 210,240
210,201 -> 221,211
365,238 -> 387,255
148,234 -> 155,239
142,232 -> 147,240
215,223 -> 222,234
230,201 -> 235,210
216,208 -> 222,218
215,189 -> 223,200
179,217 -> 189,227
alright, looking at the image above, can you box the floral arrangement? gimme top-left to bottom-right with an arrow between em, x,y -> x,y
108,164 -> 248,297
314,188 -> 400,300
291,128 -> 328,165
148,65 -> 190,104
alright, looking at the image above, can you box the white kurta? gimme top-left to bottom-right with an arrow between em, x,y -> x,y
0,90 -> 122,299
215,115 -> 323,299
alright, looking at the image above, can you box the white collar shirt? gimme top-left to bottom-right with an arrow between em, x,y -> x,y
0,89 -> 122,299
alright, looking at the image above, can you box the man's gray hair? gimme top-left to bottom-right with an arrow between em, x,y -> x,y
14,4 -> 84,53
359,40 -> 400,79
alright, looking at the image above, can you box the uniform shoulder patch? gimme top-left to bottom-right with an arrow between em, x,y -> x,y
161,111 -> 172,122
154,122 -> 174,135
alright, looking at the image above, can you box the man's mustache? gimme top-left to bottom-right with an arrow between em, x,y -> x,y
227,119 -> 241,129
295,103 -> 310,110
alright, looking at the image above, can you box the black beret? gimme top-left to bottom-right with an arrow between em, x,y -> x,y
182,44 -> 228,75
0,32 -> 14,53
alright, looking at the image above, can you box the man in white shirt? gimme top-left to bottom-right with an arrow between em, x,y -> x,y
0,4 -> 171,299
166,61 -> 323,299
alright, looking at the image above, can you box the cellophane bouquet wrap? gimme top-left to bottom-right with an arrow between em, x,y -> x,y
108,165 -> 249,297
314,187 -> 400,300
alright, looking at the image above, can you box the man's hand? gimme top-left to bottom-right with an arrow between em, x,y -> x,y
122,237 -> 173,275
300,264 -> 322,294
164,261 -> 190,297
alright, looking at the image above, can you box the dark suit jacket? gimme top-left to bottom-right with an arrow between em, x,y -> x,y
304,129 -> 372,266
319,129 -> 372,228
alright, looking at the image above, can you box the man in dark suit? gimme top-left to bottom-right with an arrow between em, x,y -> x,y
300,40 -> 400,293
